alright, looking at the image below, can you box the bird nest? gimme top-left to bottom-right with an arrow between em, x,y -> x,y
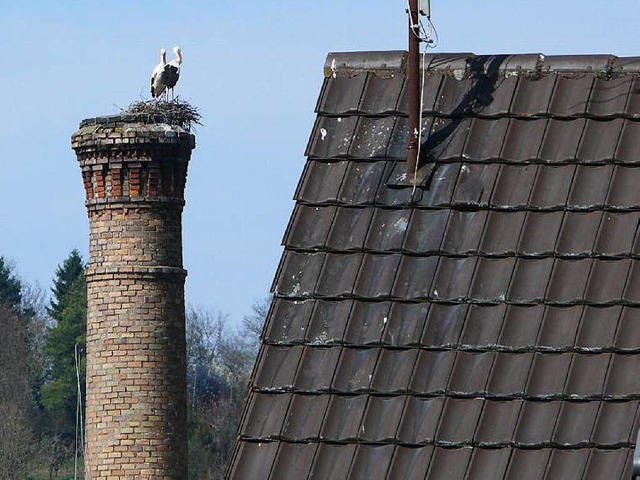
121,98 -> 202,130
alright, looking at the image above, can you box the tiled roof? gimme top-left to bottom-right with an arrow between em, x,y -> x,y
228,51 -> 640,479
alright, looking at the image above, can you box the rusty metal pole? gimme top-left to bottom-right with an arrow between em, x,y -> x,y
406,0 -> 421,174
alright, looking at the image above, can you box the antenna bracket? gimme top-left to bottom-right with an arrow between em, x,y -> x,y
419,0 -> 431,17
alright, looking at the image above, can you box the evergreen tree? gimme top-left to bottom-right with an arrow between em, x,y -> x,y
42,252 -> 87,442
47,249 -> 84,320
0,256 -> 22,313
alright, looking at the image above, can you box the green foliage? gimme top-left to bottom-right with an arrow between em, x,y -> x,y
42,252 -> 87,441
47,250 -> 84,321
0,256 -> 22,313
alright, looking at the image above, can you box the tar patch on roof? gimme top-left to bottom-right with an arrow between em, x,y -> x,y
228,51 -> 640,479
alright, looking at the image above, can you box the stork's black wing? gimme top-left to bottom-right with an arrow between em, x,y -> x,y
162,64 -> 180,89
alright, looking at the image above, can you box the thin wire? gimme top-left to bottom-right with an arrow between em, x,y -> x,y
405,0 -> 438,44
412,47 -> 428,196
74,343 -> 84,480
421,16 -> 440,49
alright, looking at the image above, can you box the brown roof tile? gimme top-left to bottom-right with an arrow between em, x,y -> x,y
614,307 -> 640,351
271,442 -> 318,478
491,164 -> 537,208
228,441 -> 278,479
343,300 -> 390,345
518,212 -> 564,255
487,353 -> 534,396
293,347 -> 341,391
537,306 -> 583,351
308,443 -> 356,478
305,300 -> 351,345
263,298 -> 313,345
409,350 -> 457,395
462,118 -> 509,160
556,211 -> 603,256
426,447 -> 473,479
539,118 -> 584,163
316,73 -> 368,115
441,210 -> 487,255
381,302 -> 429,347
338,161 -> 386,205
514,401 -> 562,446
387,446 -> 435,480
281,394 -> 329,441
371,349 -> 418,393
466,448 -> 511,478
583,449 -> 632,480
319,394 -> 368,441
360,73 -> 405,115
528,164 -> 575,208
253,345 -> 303,390
616,119 -> 640,163
403,209 -> 448,254
349,116 -> 396,159
315,252 -> 362,297
587,77 -> 633,117
577,118 -> 624,163
544,449 -> 590,480
497,305 -> 544,350
421,303 -> 468,348
359,396 -> 406,441
326,206 -> 374,251
548,75 -> 594,117
295,160 -> 348,204
510,75 -> 555,116
475,399 -> 523,445
332,348 -> 379,393
566,164 -> 614,209
354,254 -> 400,298
349,444 -> 395,479
397,396 -> 445,445
417,163 -> 461,207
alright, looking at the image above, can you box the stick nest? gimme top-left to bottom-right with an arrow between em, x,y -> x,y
121,98 -> 202,130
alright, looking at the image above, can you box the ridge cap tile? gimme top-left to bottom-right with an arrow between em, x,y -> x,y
541,54 -> 617,74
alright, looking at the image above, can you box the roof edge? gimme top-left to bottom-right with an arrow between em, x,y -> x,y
324,51 -> 640,77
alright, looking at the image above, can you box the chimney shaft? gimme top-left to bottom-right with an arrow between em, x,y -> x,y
72,115 -> 195,479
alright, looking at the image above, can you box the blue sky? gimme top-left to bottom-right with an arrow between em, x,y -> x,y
1,0 -> 638,323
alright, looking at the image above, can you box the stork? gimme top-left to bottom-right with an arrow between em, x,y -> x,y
164,46 -> 182,100
150,48 -> 167,99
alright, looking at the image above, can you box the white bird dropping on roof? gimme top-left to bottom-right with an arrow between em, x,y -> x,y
150,48 -> 168,99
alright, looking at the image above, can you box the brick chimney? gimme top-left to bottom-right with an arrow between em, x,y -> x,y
72,114 -> 195,479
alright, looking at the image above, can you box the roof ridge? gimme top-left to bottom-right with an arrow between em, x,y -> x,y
325,51 -> 640,78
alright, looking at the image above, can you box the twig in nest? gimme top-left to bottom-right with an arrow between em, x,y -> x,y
121,97 -> 202,130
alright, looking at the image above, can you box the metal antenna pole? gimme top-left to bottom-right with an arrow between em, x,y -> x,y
406,0 -> 421,175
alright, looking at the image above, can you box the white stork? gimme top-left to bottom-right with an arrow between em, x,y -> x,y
150,48 -> 167,99
164,46 -> 182,100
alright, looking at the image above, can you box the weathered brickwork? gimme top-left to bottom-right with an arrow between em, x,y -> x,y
72,115 -> 195,479
88,208 -> 183,269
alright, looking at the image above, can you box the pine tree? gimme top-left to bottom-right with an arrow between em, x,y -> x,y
41,251 -> 87,442
47,249 -> 84,321
0,256 -> 22,313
